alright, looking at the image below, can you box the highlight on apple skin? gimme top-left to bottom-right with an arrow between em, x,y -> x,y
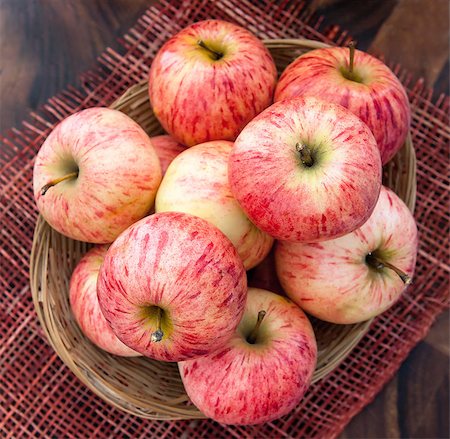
275,186 -> 418,324
33,107 -> 162,243
149,19 -> 278,147
179,288 -> 317,425
97,212 -> 248,362
69,245 -> 140,357
150,134 -> 187,175
274,46 -> 411,164
156,140 -> 273,269
228,96 -> 382,243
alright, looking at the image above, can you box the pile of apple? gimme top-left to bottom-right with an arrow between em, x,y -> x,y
33,20 -> 418,425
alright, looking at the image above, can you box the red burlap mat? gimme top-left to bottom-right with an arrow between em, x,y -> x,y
1,1 -> 449,437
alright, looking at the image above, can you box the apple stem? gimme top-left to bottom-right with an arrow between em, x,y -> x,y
366,253 -> 412,285
40,171 -> 78,196
151,307 -> 164,343
197,40 -> 223,60
348,40 -> 356,74
296,143 -> 314,167
247,310 -> 266,344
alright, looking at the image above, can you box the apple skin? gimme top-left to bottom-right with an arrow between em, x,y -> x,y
69,245 -> 140,357
275,186 -> 418,324
179,288 -> 317,425
155,140 -> 273,269
228,97 -> 382,243
148,20 -> 277,147
274,47 -> 411,164
150,135 -> 186,175
33,108 -> 162,243
97,212 -> 247,362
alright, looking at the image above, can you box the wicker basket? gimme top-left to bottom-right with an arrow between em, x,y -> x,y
30,39 -> 417,420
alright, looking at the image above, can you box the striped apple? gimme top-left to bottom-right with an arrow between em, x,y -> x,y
150,134 -> 186,175
33,108 -> 162,243
156,140 -> 273,269
228,97 -> 382,243
69,245 -> 140,357
179,288 -> 317,425
275,186 -> 418,324
275,44 -> 411,164
149,20 -> 277,146
97,212 -> 247,362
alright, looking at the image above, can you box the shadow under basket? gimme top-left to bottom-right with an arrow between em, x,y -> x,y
30,39 -> 417,420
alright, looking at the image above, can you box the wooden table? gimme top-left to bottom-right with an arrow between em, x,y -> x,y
1,1 -> 448,437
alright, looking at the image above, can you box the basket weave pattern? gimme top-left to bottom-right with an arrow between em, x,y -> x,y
2,1 -> 449,438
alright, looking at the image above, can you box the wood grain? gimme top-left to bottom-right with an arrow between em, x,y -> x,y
309,0 -> 398,51
370,0 -> 449,88
0,0 -> 152,132
341,311 -> 449,438
0,1 -> 448,438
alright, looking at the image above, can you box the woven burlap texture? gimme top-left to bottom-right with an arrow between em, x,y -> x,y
1,1 -> 449,438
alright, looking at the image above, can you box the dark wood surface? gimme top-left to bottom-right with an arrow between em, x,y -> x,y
1,1 -> 448,438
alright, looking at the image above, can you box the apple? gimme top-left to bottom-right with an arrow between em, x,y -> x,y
228,97 -> 382,243
69,245 -> 140,356
178,288 -> 317,425
33,107 -> 162,243
150,134 -> 186,175
275,186 -> 418,324
155,140 -> 273,269
148,20 -> 277,147
274,43 -> 411,164
97,211 -> 247,362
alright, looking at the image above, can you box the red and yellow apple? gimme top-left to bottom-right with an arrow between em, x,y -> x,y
179,288 -> 317,425
275,186 -> 418,324
150,134 -> 186,175
229,97 -> 382,243
275,44 -> 411,164
156,140 -> 273,269
69,245 -> 140,356
97,212 -> 247,362
33,107 -> 162,243
149,20 -> 277,146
